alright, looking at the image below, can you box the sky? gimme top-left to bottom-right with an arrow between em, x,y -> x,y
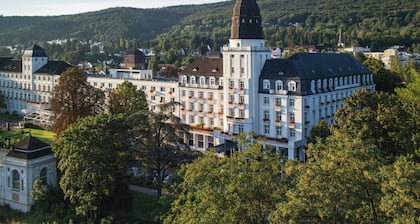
0,0 -> 229,16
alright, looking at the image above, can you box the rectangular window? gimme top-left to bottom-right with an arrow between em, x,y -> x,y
208,136 -> 214,148
229,108 -> 234,117
239,95 -> 244,104
188,134 -> 194,146
229,95 -> 235,103
264,110 -> 270,119
289,99 -> 295,107
160,87 -> 165,92
264,125 -> 270,134
264,97 -> 269,105
239,109 -> 245,118
198,135 -> 204,148
290,129 -> 296,137
276,98 -> 281,106
276,126 -> 282,136
181,90 -> 186,97
238,124 -> 244,133
275,111 -> 281,121
290,113 -> 295,122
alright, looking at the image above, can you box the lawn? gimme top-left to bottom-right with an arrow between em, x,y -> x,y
0,191 -> 172,224
0,128 -> 55,145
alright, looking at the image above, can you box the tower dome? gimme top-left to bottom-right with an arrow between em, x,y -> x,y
230,0 -> 264,39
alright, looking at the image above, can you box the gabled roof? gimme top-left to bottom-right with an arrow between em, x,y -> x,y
260,53 -> 370,80
35,61 -> 72,75
180,57 -> 223,77
0,57 -> 22,72
6,135 -> 52,160
23,44 -> 48,57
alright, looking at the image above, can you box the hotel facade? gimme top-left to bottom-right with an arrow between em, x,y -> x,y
0,0 -> 374,161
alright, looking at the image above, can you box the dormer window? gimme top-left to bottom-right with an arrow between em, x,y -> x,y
199,76 -> 206,85
311,80 -> 315,92
317,80 -> 322,89
275,80 -> 283,91
288,81 -> 296,92
263,79 -> 270,89
193,67 -> 198,72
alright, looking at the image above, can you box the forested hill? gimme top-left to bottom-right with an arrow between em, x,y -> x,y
1,0 -> 419,51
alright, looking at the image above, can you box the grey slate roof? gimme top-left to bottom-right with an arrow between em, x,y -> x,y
7,135 -> 52,160
180,57 -> 223,77
23,44 -> 48,57
35,61 -> 72,75
0,57 -> 22,72
259,53 -> 372,95
260,53 -> 370,80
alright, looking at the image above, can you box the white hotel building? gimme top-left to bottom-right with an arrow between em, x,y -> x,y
0,0 -> 374,161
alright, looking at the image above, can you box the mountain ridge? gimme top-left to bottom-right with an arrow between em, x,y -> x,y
0,0 -> 418,51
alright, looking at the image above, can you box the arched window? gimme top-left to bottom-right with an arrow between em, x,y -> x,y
40,168 -> 47,185
310,80 -> 315,93
323,79 -> 327,89
199,76 -> 206,86
181,75 -> 187,84
288,81 -> 296,91
12,170 -> 20,190
329,78 -> 333,88
209,77 -> 216,86
317,80 -> 321,89
339,77 -> 343,86
275,80 -> 283,91
190,76 -> 196,85
344,76 -> 348,85
263,79 -> 270,89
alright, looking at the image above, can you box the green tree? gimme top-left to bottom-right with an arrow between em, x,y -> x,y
127,102 -> 191,197
306,119 -> 330,145
108,80 -> 148,115
363,57 -> 401,92
395,69 -> 420,159
50,67 -> 105,135
165,134 -> 286,224
334,88 -> 410,160
52,114 -> 130,219
380,155 -> 420,223
270,132 -> 383,223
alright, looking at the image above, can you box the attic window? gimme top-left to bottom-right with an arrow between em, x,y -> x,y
278,71 -> 284,76
311,69 -> 316,74
212,68 -> 218,73
193,67 -> 198,72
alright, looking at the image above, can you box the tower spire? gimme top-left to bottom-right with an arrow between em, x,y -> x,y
230,0 -> 264,39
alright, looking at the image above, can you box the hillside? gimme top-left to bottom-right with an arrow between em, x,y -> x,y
0,0 -> 418,51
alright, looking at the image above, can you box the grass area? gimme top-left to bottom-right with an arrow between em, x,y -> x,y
0,128 -> 55,145
0,190 -> 172,224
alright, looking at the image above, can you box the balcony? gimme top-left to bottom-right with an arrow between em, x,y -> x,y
275,119 -> 280,123
263,118 -> 270,122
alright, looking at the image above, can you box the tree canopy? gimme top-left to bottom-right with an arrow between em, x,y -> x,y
126,102 -> 192,197
52,113 -> 130,219
108,80 -> 148,115
50,67 -> 105,135
165,134 -> 286,224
